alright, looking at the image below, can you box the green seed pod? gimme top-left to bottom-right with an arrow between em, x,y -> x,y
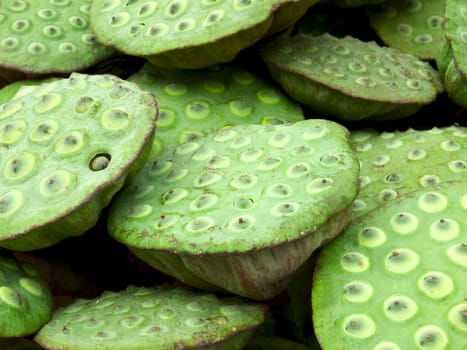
0,0 -> 115,74
35,285 -> 266,350
107,119 -> 359,300
312,180 -> 467,349
258,33 -> 444,121
0,73 -> 158,251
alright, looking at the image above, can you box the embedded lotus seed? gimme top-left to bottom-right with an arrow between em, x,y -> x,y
385,249 -> 419,273
233,197 -> 254,210
341,252 -> 369,273
40,169 -> 73,196
100,108 -> 130,130
418,272 -> 454,300
379,189 -> 398,202
408,149 -> 427,160
286,162 -> 310,178
194,171 -> 222,187
229,99 -> 253,117
186,217 -> 214,233
207,155 -> 230,169
418,192 -> 448,213
373,342 -> 401,350
307,178 -> 334,194
343,314 -> 375,339
240,148 -> 264,162
446,240 -> 466,267
257,157 -> 282,171
190,194 -> 218,211
343,281 -> 373,303
89,153 -> 111,171
415,325 -> 448,349
420,175 -> 441,187
0,286 -> 23,308
4,152 -> 35,180
384,295 -> 418,321
0,120 -> 26,145
448,303 -> 467,331
271,202 -> 299,217
55,131 -> 84,154
228,216 -> 255,232
266,183 -> 291,197
185,101 -> 211,120
127,204 -> 153,219
358,227 -> 387,248
165,168 -> 188,182
429,219 -> 459,241
231,174 -> 257,189
390,212 -> 419,234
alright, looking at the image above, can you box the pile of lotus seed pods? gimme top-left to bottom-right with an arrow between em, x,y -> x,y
0,1 -> 465,349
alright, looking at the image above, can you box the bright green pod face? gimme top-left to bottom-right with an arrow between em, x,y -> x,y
35,285 -> 266,350
0,0 -> 115,74
0,254 -> 52,339
89,0 -> 317,69
108,119 -> 359,299
0,73 -> 157,251
350,126 -> 467,218
366,0 -> 445,60
312,180 -> 467,349
258,33 -> 444,121
128,62 -> 304,158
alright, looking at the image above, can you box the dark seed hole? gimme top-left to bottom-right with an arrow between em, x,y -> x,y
89,153 -> 111,171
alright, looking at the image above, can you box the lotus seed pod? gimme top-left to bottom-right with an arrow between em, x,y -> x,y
258,33 -> 444,121
0,77 -> 58,105
366,0 -> 445,60
312,180 -> 467,349
107,119 -> 360,300
0,254 -> 52,339
436,0 -> 467,109
35,285 -> 266,350
0,73 -> 158,251
89,0 -> 318,69
128,62 -> 304,158
0,0 -> 115,74
350,125 -> 466,218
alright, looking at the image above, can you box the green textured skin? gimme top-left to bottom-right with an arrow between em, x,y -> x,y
35,285 -> 266,350
436,0 -> 467,108
128,62 -> 304,158
0,255 -> 52,339
108,119 -> 359,299
0,0 -> 115,74
258,33 -> 443,121
90,0 -> 317,69
366,0 -> 444,60
312,181 -> 467,349
350,126 -> 467,218
0,73 -> 157,250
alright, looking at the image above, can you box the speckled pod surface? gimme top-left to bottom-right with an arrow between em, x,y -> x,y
89,0 -> 319,69
0,254 -> 52,339
128,62 -> 304,158
366,0 -> 444,60
35,285 -> 266,350
108,119 -> 359,300
258,33 -> 444,121
350,125 -> 467,218
0,73 -> 158,250
312,180 -> 467,349
0,0 -> 115,74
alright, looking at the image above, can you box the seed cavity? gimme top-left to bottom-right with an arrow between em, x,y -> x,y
343,281 -> 373,303
415,325 -> 448,349
418,271 -> 454,300
384,295 -> 418,321
341,252 -> 369,273
343,314 -> 375,339
385,249 -> 419,273
89,153 -> 111,171
390,212 -> 419,234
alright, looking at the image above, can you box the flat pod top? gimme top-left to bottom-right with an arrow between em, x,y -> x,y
258,33 -> 443,104
0,73 -> 157,248
128,62 -> 304,157
312,181 -> 467,349
35,285 -> 266,350
108,119 -> 359,255
351,125 -> 467,218
0,0 -> 115,74
366,0 -> 445,60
